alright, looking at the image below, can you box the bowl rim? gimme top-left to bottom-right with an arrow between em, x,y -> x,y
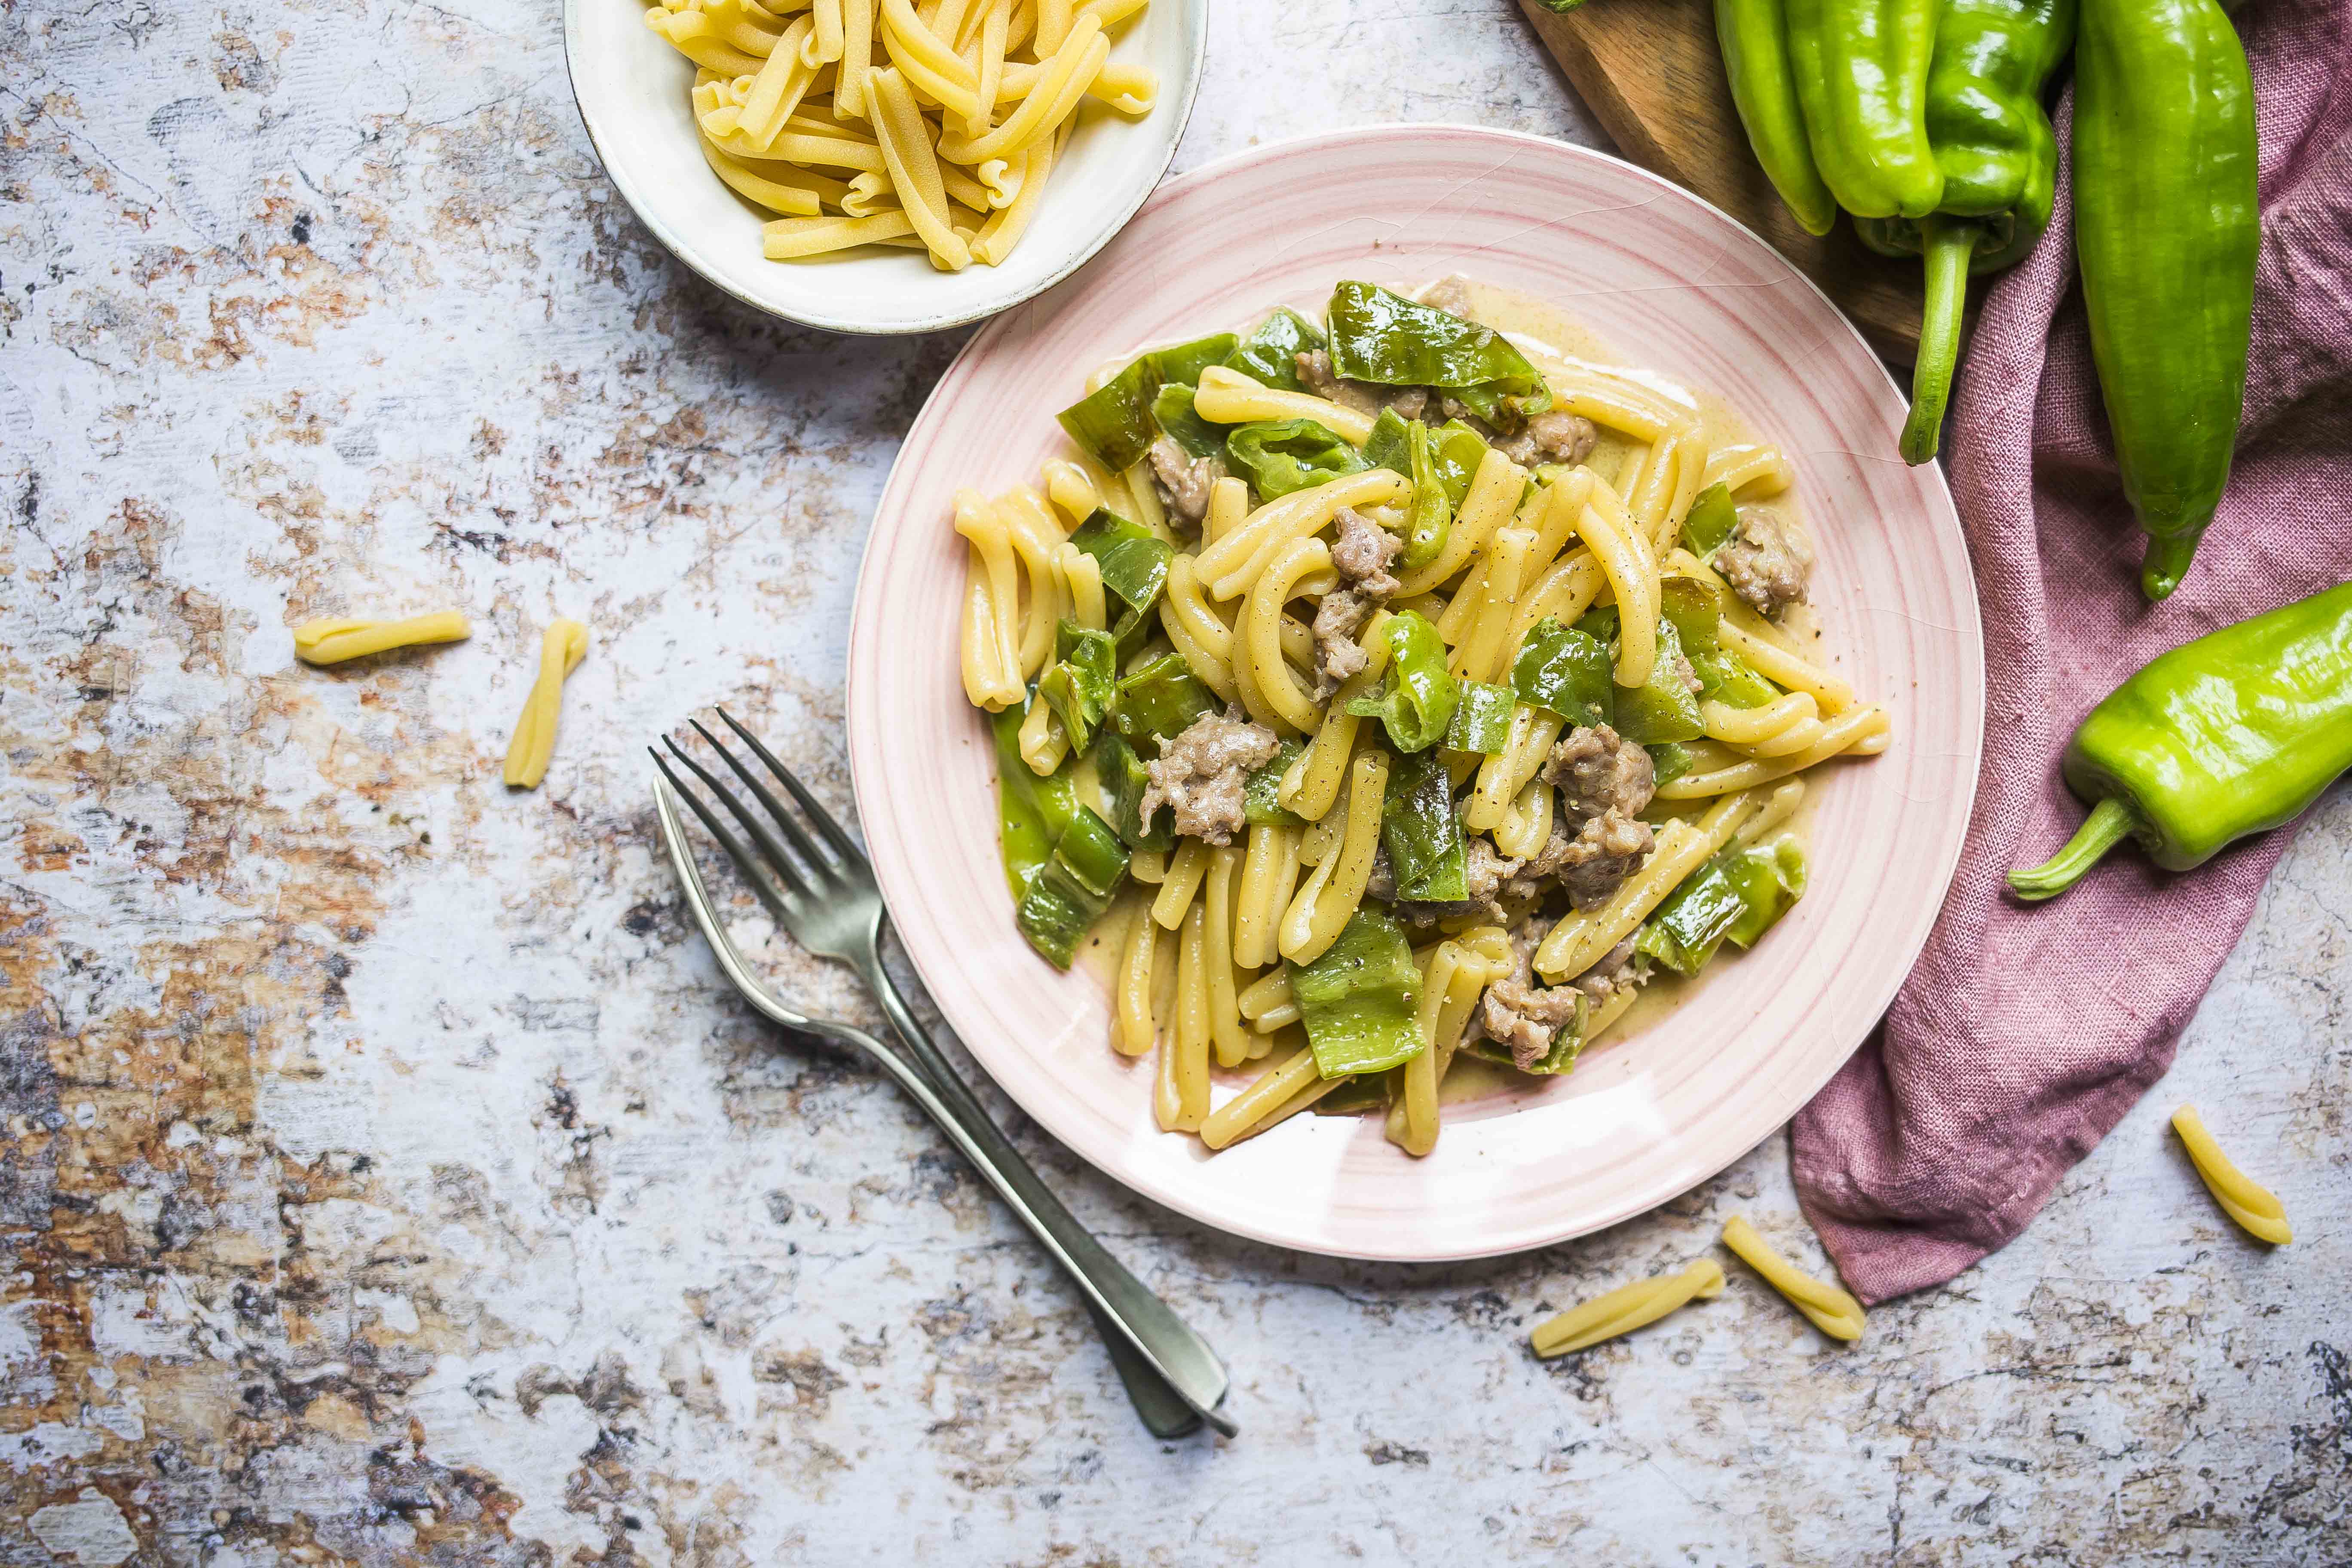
560,0 -> 1211,337
844,122 -> 1986,1260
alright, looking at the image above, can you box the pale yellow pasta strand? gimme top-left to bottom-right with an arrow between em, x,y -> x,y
1036,0 -> 1073,50
2172,1105 -> 2293,1245
1702,442 -> 1794,497
647,9 -> 769,77
1279,611 -> 1392,821
700,136 -> 827,214
1531,1260 -> 1725,1357
1015,692 -> 1066,775
864,68 -> 972,270
1721,1217 -> 1867,1340
1717,618 -> 1858,717
1041,457 -> 1100,523
1203,475 -> 1248,547
1574,485 -> 1657,688
1052,543 -> 1107,631
1113,890 -> 1158,1057
1655,704 -> 1889,799
1200,1045 -> 1327,1151
1493,775 -> 1553,861
1193,365 -> 1377,448
292,611 -> 470,665
1733,779 -> 1807,845
732,16 -> 819,148
1225,603 -> 1286,735
834,0 -> 876,119
1393,446 -> 1525,597
1505,552 -> 1606,655
1238,967 -> 1294,1025
969,116 -> 1061,265
1451,524 -> 1537,684
1243,536 -> 1335,734
1078,0 -> 1144,24
1158,557 -> 1239,703
1234,823 -> 1302,971
965,0 -> 1009,138
996,486 -> 1069,673
1130,848 -> 1167,884
1204,845 -> 1252,1069
935,16 -> 1103,163
1389,937 -> 1508,1158
1278,750 -> 1387,964
952,493 -> 1023,709
763,209 -> 914,258
1194,465 -> 1403,595
1465,705 -> 1565,833
726,124 -> 887,168
1535,791 -> 1757,979
1166,903 -> 1211,1131
1152,839 -> 1210,929
802,0 -> 844,60
502,619 -> 589,790
1701,691 -> 1817,746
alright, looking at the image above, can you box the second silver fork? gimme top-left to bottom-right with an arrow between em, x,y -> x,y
653,709 -> 1234,1438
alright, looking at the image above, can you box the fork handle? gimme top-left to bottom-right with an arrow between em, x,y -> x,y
858,945 -> 1237,1438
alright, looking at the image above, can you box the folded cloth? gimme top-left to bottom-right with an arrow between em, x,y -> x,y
1792,0 -> 2352,1305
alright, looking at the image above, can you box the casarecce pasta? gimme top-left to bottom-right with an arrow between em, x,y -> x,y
641,0 -> 1159,270
956,276 -> 1891,1157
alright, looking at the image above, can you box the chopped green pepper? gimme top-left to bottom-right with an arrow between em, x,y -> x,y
1112,652 -> 1217,755
1646,742 -> 1696,788
1068,508 -> 1173,616
1635,838 -> 1807,975
1446,680 -> 1517,754
1152,331 -> 1239,388
2010,581 -> 2352,897
1613,620 -> 1707,746
1016,805 -> 1131,969
992,703 -> 1076,898
1680,483 -> 1740,558
1223,419 -> 1371,499
1512,617 -> 1614,729
1325,281 -> 1550,426
1660,575 -> 1779,708
1345,610 -> 1458,753
1035,620 -> 1117,754
1096,730 -> 1173,852
1381,744 -> 1468,901
1289,908 -> 1427,1077
1245,740 -> 1307,827
1149,384 -> 1227,460
1055,355 -> 1164,472
1223,307 -> 1326,393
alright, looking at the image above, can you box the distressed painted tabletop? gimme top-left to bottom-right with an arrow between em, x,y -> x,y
3,2 -> 2347,1563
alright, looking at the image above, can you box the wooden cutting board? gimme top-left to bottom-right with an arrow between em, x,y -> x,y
1519,0 -> 1925,361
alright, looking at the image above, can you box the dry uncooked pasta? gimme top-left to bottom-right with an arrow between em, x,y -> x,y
504,619 -> 590,790
293,611 -> 471,665
641,0 -> 1159,270
1530,1259 -> 1724,1357
2171,1104 -> 2292,1245
1721,1216 -> 1866,1341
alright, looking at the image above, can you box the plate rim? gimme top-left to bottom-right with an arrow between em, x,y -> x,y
560,0 -> 1211,337
845,122 -> 1987,1260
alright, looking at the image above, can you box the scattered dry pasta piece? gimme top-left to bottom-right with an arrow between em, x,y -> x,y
292,611 -> 471,665
1721,1217 -> 1866,1341
2172,1105 -> 2292,1245
1531,1259 -> 1724,1357
503,619 -> 590,790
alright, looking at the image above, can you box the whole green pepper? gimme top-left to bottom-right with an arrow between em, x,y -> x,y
2074,0 -> 2259,600
1716,0 -> 1840,236
1784,0 -> 1945,220
1855,0 -> 2076,465
2009,582 -> 2352,900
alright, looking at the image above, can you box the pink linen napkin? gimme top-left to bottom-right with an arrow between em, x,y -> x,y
1790,0 -> 2352,1304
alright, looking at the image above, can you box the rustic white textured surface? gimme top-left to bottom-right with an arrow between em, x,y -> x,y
1,3 -> 2345,1564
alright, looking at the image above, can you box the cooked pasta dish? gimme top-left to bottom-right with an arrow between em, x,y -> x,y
954,277 -> 1889,1157
642,0 -> 1157,270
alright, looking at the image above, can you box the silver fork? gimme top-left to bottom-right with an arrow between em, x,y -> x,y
650,710 -> 1234,1439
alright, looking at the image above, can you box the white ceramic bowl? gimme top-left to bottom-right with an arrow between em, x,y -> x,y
562,0 -> 1207,335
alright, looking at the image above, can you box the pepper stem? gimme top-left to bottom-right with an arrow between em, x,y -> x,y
2007,796 -> 2139,901
1900,220 -> 1980,466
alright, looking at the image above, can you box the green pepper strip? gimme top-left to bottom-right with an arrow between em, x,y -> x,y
2009,582 -> 2352,899
2074,0 -> 2258,600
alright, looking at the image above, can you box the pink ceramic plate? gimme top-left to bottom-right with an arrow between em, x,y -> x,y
846,126 -> 1983,1262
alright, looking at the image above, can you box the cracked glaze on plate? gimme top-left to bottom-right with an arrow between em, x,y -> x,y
846,126 -> 1984,1261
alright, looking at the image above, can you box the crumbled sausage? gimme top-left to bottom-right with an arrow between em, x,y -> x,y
1329,506 -> 1403,597
1477,922 -> 1585,1072
1295,350 -> 1435,422
1140,709 -> 1281,846
1147,435 -> 1223,535
1675,653 -> 1703,696
1556,808 -> 1655,910
1311,588 -> 1374,694
1491,408 -> 1599,468
1543,724 -> 1657,821
1715,506 -> 1813,619
1574,934 -> 1640,1003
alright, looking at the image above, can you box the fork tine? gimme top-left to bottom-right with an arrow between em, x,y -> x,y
689,718 -> 839,879
715,706 -> 864,868
652,743 -> 810,906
